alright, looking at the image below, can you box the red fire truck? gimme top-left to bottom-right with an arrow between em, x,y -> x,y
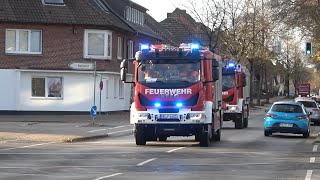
222,61 -> 250,129
120,43 -> 223,147
295,83 -> 310,97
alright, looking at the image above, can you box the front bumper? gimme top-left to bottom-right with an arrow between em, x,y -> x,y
136,124 -> 208,137
131,109 -> 208,124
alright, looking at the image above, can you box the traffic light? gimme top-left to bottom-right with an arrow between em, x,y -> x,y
306,42 -> 312,55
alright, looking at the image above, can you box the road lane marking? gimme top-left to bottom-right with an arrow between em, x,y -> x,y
137,158 -> 157,166
167,147 -> 185,153
305,170 -> 313,180
108,125 -> 132,130
108,129 -> 132,135
0,142 -> 55,152
0,140 -> 18,143
310,157 -> 315,163
312,145 -> 318,152
93,173 -> 122,180
88,129 -> 106,133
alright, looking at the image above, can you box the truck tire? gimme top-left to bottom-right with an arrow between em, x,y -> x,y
244,105 -> 249,128
214,129 -> 221,141
235,114 -> 244,129
199,125 -> 210,147
135,125 -> 146,145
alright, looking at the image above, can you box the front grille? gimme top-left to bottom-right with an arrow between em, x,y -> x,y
138,93 -> 199,106
158,108 -> 179,113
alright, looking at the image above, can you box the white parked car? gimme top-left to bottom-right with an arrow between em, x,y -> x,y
295,97 -> 320,125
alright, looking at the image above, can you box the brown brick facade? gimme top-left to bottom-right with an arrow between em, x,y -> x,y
0,22 -> 158,72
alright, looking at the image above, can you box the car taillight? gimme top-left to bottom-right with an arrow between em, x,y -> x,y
296,115 -> 307,119
312,109 -> 319,112
266,113 -> 277,117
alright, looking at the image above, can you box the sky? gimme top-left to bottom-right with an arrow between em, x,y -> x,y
131,0 -> 181,22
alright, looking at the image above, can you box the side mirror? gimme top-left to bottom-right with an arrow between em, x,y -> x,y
242,73 -> 247,87
120,60 -> 127,82
264,109 -> 269,113
212,59 -> 219,82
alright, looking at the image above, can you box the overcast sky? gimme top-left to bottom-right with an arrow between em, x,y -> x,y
131,0 -> 181,22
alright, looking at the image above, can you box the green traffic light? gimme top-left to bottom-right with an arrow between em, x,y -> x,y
306,50 -> 311,55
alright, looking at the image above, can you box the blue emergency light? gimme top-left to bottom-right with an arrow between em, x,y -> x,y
154,103 -> 161,107
140,44 -> 149,51
191,43 -> 200,50
228,62 -> 235,68
176,102 -> 183,107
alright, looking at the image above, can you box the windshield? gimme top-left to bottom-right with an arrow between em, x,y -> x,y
299,86 -> 309,92
138,60 -> 200,83
298,101 -> 317,108
222,75 -> 235,91
271,104 -> 303,113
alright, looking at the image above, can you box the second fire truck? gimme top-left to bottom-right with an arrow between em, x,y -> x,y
222,61 -> 250,129
120,44 -> 223,147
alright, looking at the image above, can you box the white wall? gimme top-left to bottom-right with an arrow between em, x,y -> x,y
0,70 -> 18,110
0,69 -> 132,112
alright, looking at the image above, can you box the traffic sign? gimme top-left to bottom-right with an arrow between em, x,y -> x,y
90,105 -> 97,117
69,62 -> 94,70
99,81 -> 103,90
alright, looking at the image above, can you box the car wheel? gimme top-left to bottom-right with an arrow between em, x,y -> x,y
303,131 -> 310,138
264,130 -> 271,136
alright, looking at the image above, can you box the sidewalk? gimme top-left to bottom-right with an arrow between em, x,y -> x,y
0,112 -> 132,143
250,96 -> 290,109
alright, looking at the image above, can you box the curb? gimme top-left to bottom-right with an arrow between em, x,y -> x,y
64,134 -> 109,143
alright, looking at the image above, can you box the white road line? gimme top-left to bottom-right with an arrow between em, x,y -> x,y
0,140 -> 18,143
88,129 -> 106,133
137,158 -> 157,166
312,145 -> 318,152
108,125 -> 132,130
92,173 -> 122,180
0,142 -> 55,152
167,147 -> 185,153
305,170 -> 313,180
310,157 -> 315,163
108,129 -> 132,135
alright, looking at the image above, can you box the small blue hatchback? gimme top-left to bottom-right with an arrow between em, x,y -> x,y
264,101 -> 310,138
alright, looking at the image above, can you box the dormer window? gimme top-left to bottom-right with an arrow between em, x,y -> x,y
42,0 -> 65,5
125,7 -> 144,26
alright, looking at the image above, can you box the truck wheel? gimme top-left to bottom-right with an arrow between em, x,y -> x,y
158,136 -> 167,141
214,129 -> 221,141
235,114 -> 244,129
244,105 -> 249,128
135,125 -> 146,145
199,125 -> 210,147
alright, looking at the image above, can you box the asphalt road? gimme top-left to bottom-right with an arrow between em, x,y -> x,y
0,109 -> 319,180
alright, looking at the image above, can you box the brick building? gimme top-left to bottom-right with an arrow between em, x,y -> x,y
0,0 -> 162,112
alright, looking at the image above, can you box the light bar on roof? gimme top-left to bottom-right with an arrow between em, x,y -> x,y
140,44 -> 149,51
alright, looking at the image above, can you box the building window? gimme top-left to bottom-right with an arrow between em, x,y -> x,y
32,77 -> 62,98
84,29 -> 112,59
128,40 -> 134,59
114,78 -> 118,98
5,29 -> 42,54
119,79 -> 124,98
117,37 -> 123,60
42,0 -> 64,5
125,7 -> 144,25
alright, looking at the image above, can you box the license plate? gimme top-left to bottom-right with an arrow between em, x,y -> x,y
159,114 -> 179,119
280,123 -> 293,127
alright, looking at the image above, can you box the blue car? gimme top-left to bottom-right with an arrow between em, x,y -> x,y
264,101 -> 310,138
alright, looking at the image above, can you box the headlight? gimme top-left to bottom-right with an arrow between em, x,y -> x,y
189,113 -> 205,120
137,113 -> 151,119
228,106 -> 238,111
